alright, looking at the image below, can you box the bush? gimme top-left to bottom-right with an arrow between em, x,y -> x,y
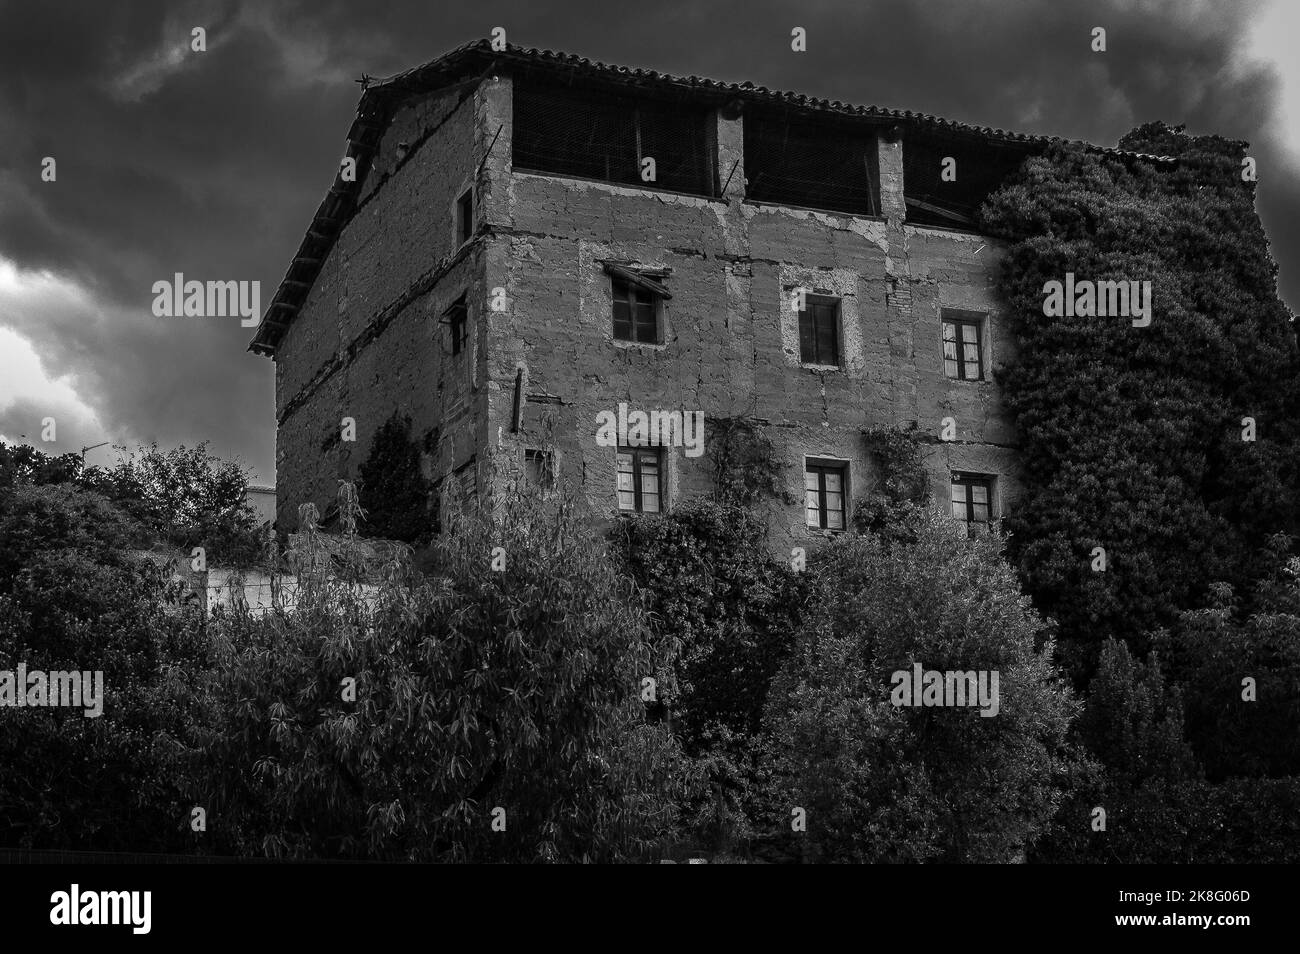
762,507 -> 1079,862
612,499 -> 805,853
356,414 -> 434,544
1027,637 -> 1300,863
0,484 -> 212,851
1154,541 -> 1300,780
204,484 -> 693,862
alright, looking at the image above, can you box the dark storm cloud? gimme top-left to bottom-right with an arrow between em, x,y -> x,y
0,0 -> 1293,483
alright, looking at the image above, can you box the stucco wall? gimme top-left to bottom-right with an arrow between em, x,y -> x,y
273,72 -> 1021,550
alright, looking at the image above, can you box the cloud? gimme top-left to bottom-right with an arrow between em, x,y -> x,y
0,323 -> 108,455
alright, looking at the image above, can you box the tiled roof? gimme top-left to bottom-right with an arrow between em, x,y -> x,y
249,40 -> 1174,356
377,39 -> 1173,157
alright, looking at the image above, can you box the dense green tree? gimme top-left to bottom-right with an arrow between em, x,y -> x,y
109,441 -> 262,564
0,438 -> 263,565
1032,636 -> 1300,863
613,499 -> 805,853
205,486 -> 692,862
1155,537 -> 1300,781
761,506 -> 1080,863
613,500 -> 804,750
0,485 -> 212,851
0,442 -> 83,489
356,414 -> 434,544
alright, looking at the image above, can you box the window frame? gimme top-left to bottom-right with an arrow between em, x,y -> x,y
445,295 -> 469,356
941,311 -> 986,382
523,448 -> 554,489
511,81 -> 717,198
798,294 -> 842,367
951,472 -> 995,528
804,459 -> 848,531
455,188 -> 474,247
616,445 -> 663,513
611,275 -> 664,345
743,111 -> 881,217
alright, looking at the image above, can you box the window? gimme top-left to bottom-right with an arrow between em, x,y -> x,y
951,474 -> 994,529
942,312 -> 984,381
617,447 -> 662,513
904,131 -> 1029,229
609,265 -> 669,344
445,295 -> 468,355
745,110 -> 880,215
456,188 -> 474,246
805,461 -> 847,530
512,81 -> 715,196
799,296 -> 840,366
524,449 -> 554,489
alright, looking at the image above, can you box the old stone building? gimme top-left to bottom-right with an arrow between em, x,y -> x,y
249,40 -> 1163,552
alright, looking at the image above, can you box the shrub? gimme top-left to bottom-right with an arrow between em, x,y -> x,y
356,414 -> 434,544
0,484 -> 212,851
204,484 -> 693,861
612,499 -> 805,853
762,507 -> 1079,862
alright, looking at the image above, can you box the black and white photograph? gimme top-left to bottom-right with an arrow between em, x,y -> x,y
0,0 -> 1295,936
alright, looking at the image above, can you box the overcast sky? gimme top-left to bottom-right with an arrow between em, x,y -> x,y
1,0 -> 1296,483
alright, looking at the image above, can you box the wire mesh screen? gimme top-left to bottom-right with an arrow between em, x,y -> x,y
904,133 -> 1028,229
744,110 -> 880,216
513,80 -> 717,197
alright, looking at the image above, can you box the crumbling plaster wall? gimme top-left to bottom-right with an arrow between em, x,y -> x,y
275,71 -> 1021,547
274,82 -> 491,529
481,74 -> 1021,553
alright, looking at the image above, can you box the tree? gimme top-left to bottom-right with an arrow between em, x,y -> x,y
0,441 -> 83,489
356,414 -> 434,544
1155,536 -> 1300,781
108,442 -> 262,564
204,484 -> 693,862
0,484 -> 212,852
762,507 -> 1079,862
613,500 -> 804,750
613,499 -> 805,853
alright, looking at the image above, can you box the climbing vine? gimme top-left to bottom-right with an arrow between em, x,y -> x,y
706,416 -> 789,506
978,122 -> 1300,664
854,423 -> 930,536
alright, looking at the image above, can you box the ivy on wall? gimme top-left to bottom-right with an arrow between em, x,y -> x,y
855,423 -> 931,537
705,416 -> 791,506
977,123 -> 1300,671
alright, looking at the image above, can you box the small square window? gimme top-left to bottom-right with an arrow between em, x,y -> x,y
617,446 -> 662,513
942,312 -> 985,381
611,276 -> 664,344
951,473 -> 995,531
445,295 -> 468,355
456,188 -> 474,246
524,449 -> 554,489
805,460 -> 848,530
799,296 -> 841,366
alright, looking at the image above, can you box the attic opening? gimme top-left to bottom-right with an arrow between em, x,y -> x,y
512,78 -> 717,197
743,108 -> 881,217
903,130 -> 1030,230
